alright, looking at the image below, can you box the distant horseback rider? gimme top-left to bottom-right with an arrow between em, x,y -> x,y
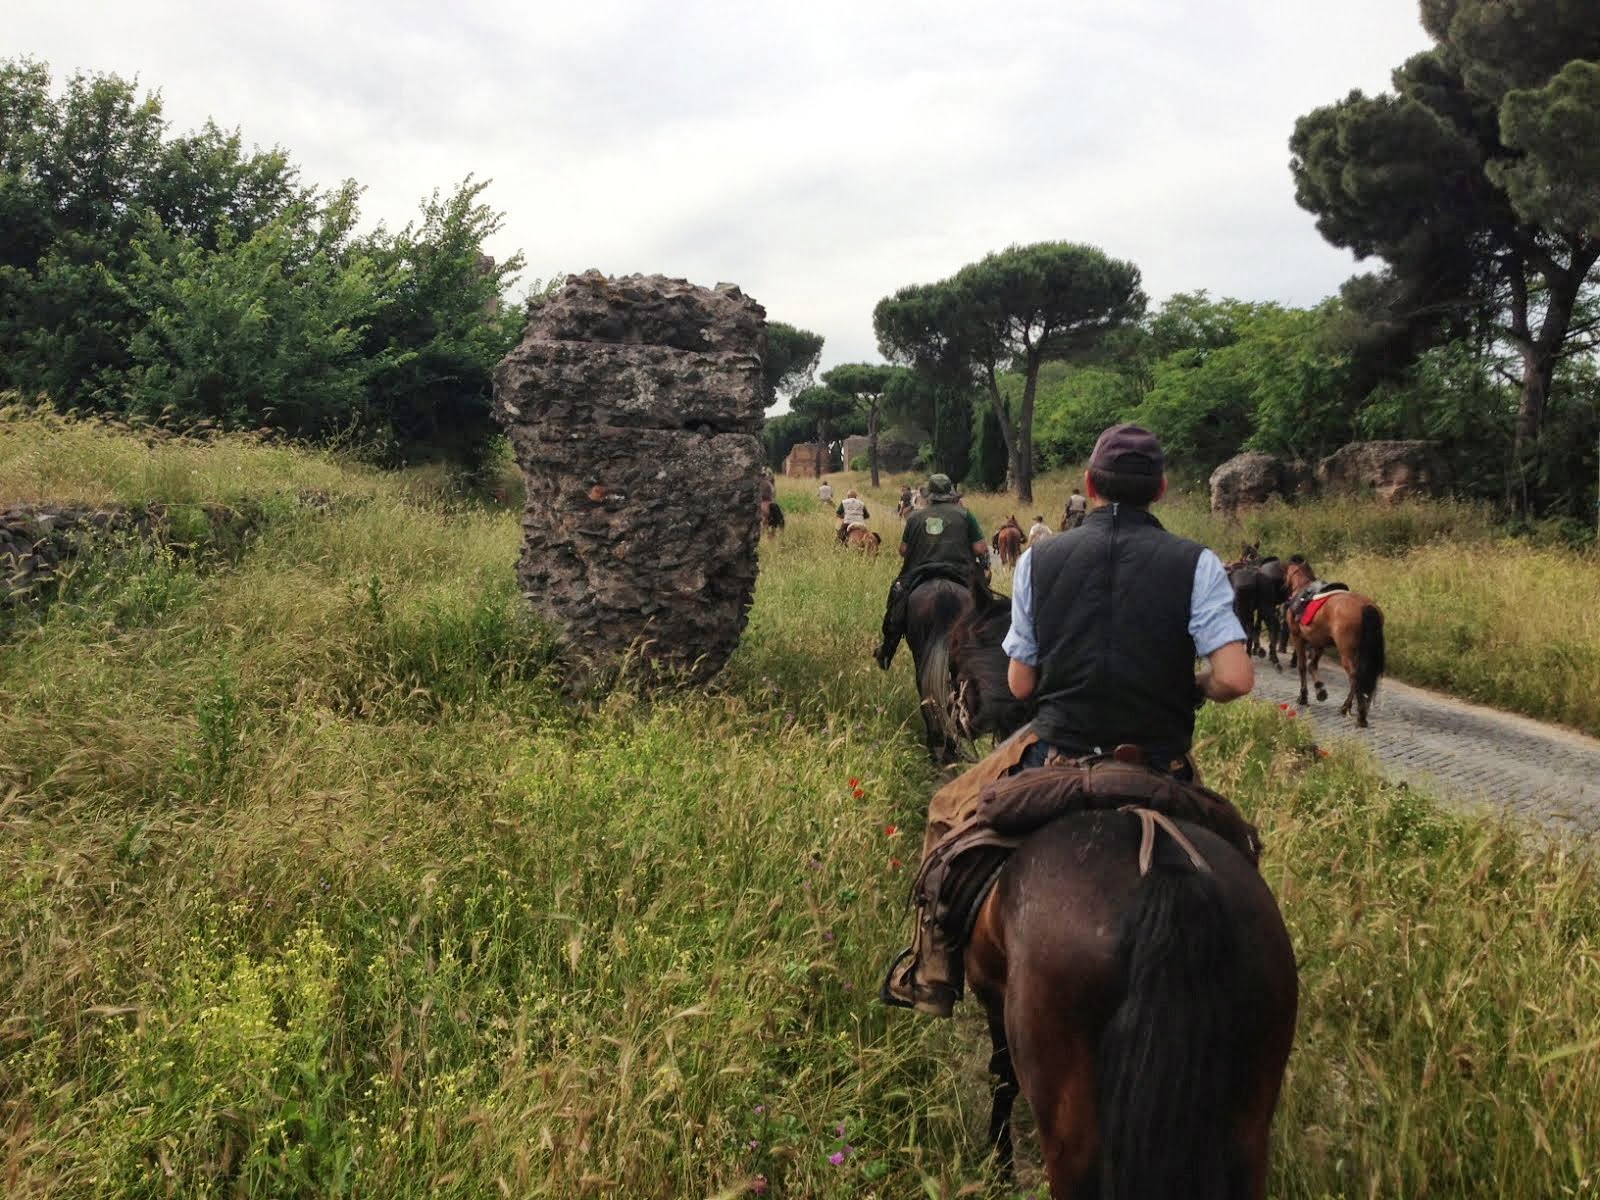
897,485 -> 913,517
835,489 -> 871,543
1062,488 -> 1088,530
817,479 -> 834,504
883,425 -> 1255,1016
873,474 -> 988,670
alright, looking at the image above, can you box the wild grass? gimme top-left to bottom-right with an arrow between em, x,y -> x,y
0,436 -> 1596,1197
0,404 -> 379,509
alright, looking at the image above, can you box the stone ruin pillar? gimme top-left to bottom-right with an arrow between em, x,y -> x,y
493,271 -> 767,686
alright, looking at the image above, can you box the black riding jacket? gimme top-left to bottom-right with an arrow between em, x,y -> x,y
1027,505 -> 1204,756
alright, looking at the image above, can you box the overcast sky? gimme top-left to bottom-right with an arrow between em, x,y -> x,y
14,1 -> 1431,372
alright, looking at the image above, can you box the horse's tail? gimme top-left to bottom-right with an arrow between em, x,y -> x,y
1357,604 -> 1385,701
918,627 -> 963,745
915,582 -> 972,746
1098,835 -> 1238,1199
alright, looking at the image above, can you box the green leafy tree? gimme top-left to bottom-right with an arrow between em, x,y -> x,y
762,322 -> 824,407
970,403 -> 1008,492
355,177 -> 525,464
931,383 -> 975,484
821,362 -> 900,487
117,194 -> 371,436
0,59 -> 306,404
1290,2 -> 1600,508
791,385 -> 857,478
875,241 -> 1145,502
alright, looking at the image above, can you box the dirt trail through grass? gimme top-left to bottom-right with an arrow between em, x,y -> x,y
1249,658 -> 1600,835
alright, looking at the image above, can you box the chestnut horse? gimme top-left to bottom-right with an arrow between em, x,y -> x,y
994,518 -> 1024,569
838,524 -> 881,556
1284,559 -> 1386,727
965,810 -> 1298,1197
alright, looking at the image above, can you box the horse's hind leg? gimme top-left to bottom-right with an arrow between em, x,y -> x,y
983,1002 -> 1019,1173
1009,1012 -> 1099,1199
1338,643 -> 1359,718
1307,645 -> 1329,703
1294,635 -> 1310,707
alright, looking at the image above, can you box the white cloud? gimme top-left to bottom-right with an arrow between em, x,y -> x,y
10,0 -> 1432,368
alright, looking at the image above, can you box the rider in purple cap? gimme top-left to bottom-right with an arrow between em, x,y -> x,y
882,423 -> 1255,1017
1002,423 -> 1254,774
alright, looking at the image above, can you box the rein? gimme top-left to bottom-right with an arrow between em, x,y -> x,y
1122,806 -> 1211,875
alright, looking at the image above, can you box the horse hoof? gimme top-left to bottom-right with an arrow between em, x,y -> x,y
1315,688 -> 1328,702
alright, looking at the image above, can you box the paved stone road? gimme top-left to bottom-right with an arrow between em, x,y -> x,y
1248,655 -> 1600,837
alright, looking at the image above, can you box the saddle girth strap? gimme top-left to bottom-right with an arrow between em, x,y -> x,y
1122,805 -> 1211,876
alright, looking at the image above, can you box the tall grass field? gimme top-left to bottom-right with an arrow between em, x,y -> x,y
2,418 -> 1597,1197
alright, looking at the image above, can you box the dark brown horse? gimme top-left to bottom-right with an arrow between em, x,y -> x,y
903,578 -> 976,763
904,578 -> 1026,763
1284,559 -> 1386,727
760,498 -> 785,537
994,518 -> 1024,569
1228,554 -> 1291,670
965,811 -> 1298,1197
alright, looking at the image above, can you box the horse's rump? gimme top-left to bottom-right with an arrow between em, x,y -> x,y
986,813 -> 1297,1197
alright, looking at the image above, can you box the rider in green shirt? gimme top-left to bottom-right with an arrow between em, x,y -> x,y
873,474 -> 988,668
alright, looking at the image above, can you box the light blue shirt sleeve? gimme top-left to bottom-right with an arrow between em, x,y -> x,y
1190,549 -> 1247,657
1001,549 -> 1039,665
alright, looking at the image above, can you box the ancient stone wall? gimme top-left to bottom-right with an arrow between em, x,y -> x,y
783,443 -> 826,477
0,503 -> 263,602
493,271 -> 768,685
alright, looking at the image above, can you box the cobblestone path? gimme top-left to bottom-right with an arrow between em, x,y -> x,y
1248,655 -> 1600,837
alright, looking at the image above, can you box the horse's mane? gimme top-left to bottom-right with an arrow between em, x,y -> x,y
947,589 -> 1034,738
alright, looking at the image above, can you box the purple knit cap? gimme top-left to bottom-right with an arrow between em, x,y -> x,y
1089,423 -> 1164,476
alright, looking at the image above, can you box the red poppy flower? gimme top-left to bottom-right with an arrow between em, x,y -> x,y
848,777 -> 860,789
852,788 -> 865,799
891,858 -> 902,870
884,824 -> 898,837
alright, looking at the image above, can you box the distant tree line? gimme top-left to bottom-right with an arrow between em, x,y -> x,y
766,0 -> 1597,529
0,57 -> 527,466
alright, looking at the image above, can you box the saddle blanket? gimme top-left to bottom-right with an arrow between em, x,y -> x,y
1300,583 -> 1349,625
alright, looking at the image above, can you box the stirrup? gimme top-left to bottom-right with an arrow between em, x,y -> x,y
880,946 -> 916,1008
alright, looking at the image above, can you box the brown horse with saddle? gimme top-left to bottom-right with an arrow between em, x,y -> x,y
892,710 -> 1299,1196
886,427 -> 1298,1195
993,517 -> 1024,568
838,524 -> 881,556
1284,558 -> 1386,727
